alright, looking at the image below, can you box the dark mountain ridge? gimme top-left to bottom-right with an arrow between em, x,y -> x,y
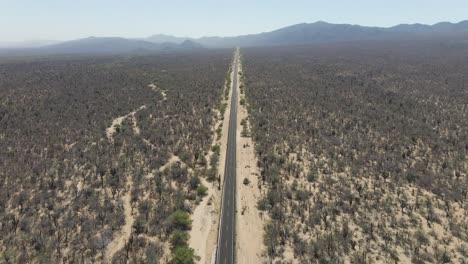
191,20 -> 468,47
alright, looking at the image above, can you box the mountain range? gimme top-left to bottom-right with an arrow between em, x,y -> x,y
2,20 -> 468,55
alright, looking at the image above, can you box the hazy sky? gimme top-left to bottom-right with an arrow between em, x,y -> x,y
1,0 -> 468,42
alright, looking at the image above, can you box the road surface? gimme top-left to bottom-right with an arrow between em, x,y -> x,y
216,49 -> 239,264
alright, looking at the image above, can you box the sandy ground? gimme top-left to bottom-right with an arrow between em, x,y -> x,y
149,83 -> 167,100
189,56 -> 235,264
189,179 -> 219,264
145,155 -> 183,180
130,113 -> 140,135
104,174 -> 134,262
106,105 -> 147,142
235,53 -> 266,263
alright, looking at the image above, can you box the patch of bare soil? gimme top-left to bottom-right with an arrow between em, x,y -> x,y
104,174 -> 134,262
235,55 -> 267,263
149,83 -> 167,100
130,113 -> 140,135
106,105 -> 146,142
189,179 -> 219,264
145,155 -> 183,179
64,142 -> 77,151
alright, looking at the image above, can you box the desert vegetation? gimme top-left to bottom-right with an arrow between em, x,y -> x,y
242,43 -> 468,263
0,50 -> 231,263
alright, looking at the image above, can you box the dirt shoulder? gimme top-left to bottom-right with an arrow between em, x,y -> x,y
189,178 -> 219,264
235,52 -> 267,263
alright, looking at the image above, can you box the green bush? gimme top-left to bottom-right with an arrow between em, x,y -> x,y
171,246 -> 195,264
196,185 -> 208,197
257,197 -> 269,211
189,176 -> 200,190
218,102 -> 227,115
210,152 -> 219,167
211,144 -> 220,154
169,210 -> 192,231
170,230 -> 190,248
206,167 -> 217,182
243,178 -> 250,185
241,121 -> 250,137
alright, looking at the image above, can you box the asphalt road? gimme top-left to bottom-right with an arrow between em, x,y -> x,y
216,49 -> 239,264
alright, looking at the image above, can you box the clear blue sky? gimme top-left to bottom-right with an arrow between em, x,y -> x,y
1,0 -> 468,41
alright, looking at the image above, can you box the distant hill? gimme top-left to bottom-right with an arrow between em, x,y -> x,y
387,23 -> 433,33
145,34 -> 188,44
0,37 -> 203,56
179,40 -> 204,49
42,37 -> 161,54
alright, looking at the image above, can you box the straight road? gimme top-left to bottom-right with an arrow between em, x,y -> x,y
216,49 -> 239,264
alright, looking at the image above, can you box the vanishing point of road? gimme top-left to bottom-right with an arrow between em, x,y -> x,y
216,49 -> 239,264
